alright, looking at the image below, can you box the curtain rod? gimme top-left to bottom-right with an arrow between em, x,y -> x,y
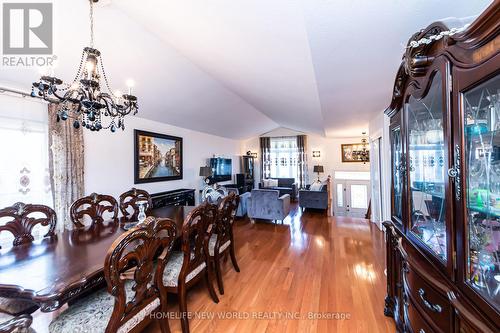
0,86 -> 57,103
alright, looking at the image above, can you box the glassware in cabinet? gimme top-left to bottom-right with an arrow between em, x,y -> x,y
463,74 -> 500,311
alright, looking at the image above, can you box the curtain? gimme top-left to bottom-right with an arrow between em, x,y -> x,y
260,137 -> 271,180
48,103 -> 85,231
297,135 -> 308,189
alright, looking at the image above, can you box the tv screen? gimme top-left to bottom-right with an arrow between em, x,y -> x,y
209,158 -> 232,183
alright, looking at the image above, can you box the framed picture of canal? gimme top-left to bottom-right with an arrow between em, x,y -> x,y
134,130 -> 183,184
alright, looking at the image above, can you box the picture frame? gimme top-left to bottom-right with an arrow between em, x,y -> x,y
341,143 -> 370,163
134,129 -> 183,184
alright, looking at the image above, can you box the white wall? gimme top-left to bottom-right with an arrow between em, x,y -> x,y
84,116 -> 241,203
240,127 -> 370,187
368,111 -> 391,228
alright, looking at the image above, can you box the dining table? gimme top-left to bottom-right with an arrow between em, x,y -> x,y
0,205 -> 194,312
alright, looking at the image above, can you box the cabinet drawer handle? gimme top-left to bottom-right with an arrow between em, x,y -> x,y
418,288 -> 442,313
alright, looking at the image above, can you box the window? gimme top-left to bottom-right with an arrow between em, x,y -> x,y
269,137 -> 298,179
0,95 -> 52,209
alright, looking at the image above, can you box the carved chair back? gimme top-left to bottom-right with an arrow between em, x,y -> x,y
215,193 -> 239,250
103,216 -> 177,333
70,193 -> 118,228
119,188 -> 153,221
179,203 -> 215,283
0,202 -> 56,248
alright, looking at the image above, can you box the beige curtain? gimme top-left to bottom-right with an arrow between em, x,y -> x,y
260,137 -> 271,180
296,135 -> 308,189
48,103 -> 85,231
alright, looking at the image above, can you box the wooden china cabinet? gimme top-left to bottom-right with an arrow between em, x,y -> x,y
384,3 -> 499,332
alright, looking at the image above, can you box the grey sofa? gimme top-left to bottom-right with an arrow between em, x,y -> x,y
299,183 -> 329,211
247,189 -> 290,223
259,178 -> 297,201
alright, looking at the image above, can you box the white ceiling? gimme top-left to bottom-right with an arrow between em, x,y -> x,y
0,0 -> 493,139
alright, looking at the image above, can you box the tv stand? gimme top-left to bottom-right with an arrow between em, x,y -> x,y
150,189 -> 195,208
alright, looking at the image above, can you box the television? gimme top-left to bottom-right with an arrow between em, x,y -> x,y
209,158 -> 232,183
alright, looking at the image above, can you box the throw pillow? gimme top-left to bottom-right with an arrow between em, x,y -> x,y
310,182 -> 323,191
268,179 -> 279,187
262,179 -> 271,187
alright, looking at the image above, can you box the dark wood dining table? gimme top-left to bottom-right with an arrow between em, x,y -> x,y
0,205 -> 194,312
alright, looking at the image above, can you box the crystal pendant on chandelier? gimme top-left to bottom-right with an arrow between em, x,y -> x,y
31,0 -> 138,132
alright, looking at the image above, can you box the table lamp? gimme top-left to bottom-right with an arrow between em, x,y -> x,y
313,165 -> 324,181
199,166 -> 213,184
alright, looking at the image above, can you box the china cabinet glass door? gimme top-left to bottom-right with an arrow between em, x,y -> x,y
463,74 -> 500,310
406,71 -> 448,261
391,123 -> 403,225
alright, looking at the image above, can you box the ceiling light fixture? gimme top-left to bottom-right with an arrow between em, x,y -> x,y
352,132 -> 370,164
31,0 -> 138,132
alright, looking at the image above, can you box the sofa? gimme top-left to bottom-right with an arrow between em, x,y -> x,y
299,183 -> 329,211
247,189 -> 290,223
259,178 -> 297,201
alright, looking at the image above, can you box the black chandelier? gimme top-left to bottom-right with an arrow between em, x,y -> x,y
31,0 -> 138,132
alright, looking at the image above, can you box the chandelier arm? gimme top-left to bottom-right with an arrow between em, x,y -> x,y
99,95 -> 121,117
100,93 -> 132,117
50,88 -> 68,102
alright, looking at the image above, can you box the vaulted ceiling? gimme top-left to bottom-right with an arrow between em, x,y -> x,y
0,0 -> 492,139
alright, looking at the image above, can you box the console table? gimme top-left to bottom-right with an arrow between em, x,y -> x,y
150,189 -> 195,209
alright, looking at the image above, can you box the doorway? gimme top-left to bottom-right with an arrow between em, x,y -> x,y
334,178 -> 371,218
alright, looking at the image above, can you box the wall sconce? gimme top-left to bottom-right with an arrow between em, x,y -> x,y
246,151 -> 257,158
312,151 -> 321,158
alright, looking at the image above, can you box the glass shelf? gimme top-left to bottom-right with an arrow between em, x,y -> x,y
463,74 -> 500,311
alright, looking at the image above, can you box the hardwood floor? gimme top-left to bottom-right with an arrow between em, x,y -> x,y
32,204 -> 395,333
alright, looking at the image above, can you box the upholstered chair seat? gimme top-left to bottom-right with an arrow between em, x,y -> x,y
49,282 -> 160,333
0,312 -> 34,333
163,252 -> 206,287
0,298 -> 36,316
208,234 -> 231,257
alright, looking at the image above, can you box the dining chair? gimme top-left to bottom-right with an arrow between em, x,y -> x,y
209,193 -> 240,295
0,314 -> 32,333
70,193 -> 119,228
162,203 -> 219,333
0,202 -> 56,330
119,188 -> 153,221
49,216 -> 177,333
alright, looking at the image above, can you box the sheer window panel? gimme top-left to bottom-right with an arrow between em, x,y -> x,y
269,137 -> 299,179
0,95 -> 53,232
